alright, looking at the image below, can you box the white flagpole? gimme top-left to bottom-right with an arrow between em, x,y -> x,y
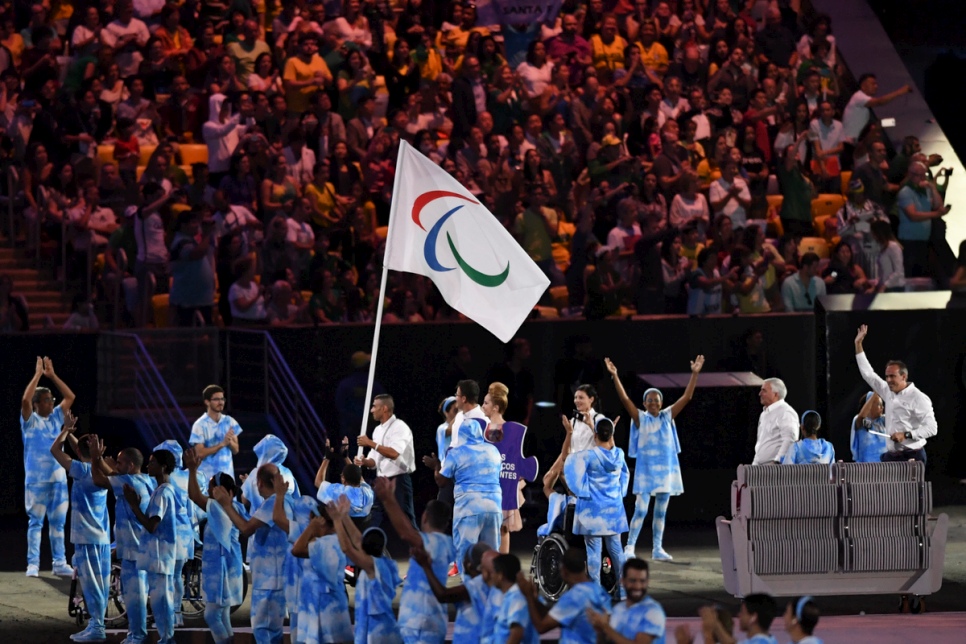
356,142 -> 408,457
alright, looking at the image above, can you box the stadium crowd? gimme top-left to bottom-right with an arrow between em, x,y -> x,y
0,0 -> 960,331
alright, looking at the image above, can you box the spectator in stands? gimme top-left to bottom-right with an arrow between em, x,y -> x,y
669,173 -> 710,238
228,256 -> 267,325
756,5 -> 798,70
159,75 -> 203,143
897,162 -> 951,282
661,233 -> 688,314
168,209 -> 215,327
227,19 -> 270,86
66,182 -> 119,279
102,1 -> 150,80
709,160 -> 751,228
834,178 -> 889,274
731,244 -> 771,314
203,92 -> 252,187
0,273 -> 28,331
781,251 -> 826,312
590,14 -> 626,84
776,140 -> 815,237
871,219 -> 905,293
841,73 -> 912,148
133,182 -> 171,326
585,246 -> 624,320
823,241 -> 873,295
261,153 -> 301,220
808,100 -> 844,193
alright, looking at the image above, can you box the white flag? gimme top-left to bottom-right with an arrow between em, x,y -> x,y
384,140 -> 550,343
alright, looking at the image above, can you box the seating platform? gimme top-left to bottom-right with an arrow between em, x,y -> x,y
717,462 -> 949,597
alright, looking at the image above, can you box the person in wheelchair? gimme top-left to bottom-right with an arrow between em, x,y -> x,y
315,437 -> 374,529
184,448 -> 246,644
563,415 -> 629,596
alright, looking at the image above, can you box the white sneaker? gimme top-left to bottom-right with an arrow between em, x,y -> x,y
652,548 -> 673,561
53,562 -> 74,576
71,627 -> 106,642
623,545 -> 636,558
25,564 -> 39,578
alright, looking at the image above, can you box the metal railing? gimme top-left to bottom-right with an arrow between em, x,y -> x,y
97,332 -> 190,448
226,329 -> 327,483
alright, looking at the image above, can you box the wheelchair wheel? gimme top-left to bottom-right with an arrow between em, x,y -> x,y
68,569 -> 87,625
533,534 -> 569,601
104,561 -> 128,627
180,550 -> 206,620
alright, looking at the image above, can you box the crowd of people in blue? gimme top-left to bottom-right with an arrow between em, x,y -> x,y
20,325 -> 933,643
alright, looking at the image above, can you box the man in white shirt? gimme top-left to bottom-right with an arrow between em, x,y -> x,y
752,378 -> 799,465
67,184 -> 119,255
709,161 -> 752,228
101,2 -> 150,78
355,394 -> 418,530
809,100 -> 845,192
842,73 -> 913,143
449,379 -> 488,449
854,325 -> 936,464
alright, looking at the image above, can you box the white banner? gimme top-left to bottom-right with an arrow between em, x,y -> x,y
476,0 -> 564,26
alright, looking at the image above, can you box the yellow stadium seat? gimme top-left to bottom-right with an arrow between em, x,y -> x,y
180,165 -> 193,180
139,145 -> 157,167
840,170 -> 852,195
811,194 -> 845,219
97,145 -> 115,164
151,293 -> 170,328
766,194 -> 784,213
798,237 -> 830,259
179,144 -> 209,166
136,166 -> 145,181
814,215 -> 831,237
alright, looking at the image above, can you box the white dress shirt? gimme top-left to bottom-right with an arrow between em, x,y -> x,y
450,405 -> 488,449
856,352 -> 937,451
371,415 -> 415,477
753,399 -> 799,464
569,410 -> 601,454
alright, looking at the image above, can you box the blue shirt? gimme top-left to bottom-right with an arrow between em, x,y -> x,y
493,584 -> 539,644
746,635 -> 779,644
68,461 -> 110,545
440,418 -> 503,520
630,408 -> 684,496
897,185 -> 932,241
169,231 -> 215,308
305,534 -> 354,644
453,574 -> 489,642
355,556 -> 403,644
480,586 -> 504,644
189,413 -> 242,480
169,468 -> 203,560
139,482 -> 179,575
251,493 -> 294,590
564,446 -> 630,535
549,580 -> 613,644
397,531 -> 455,636
109,473 -> 155,560
851,415 -> 889,463
782,438 -> 835,465
435,422 -> 452,461
21,407 -> 67,485
317,481 -> 374,517
202,498 -> 246,606
609,596 -> 667,643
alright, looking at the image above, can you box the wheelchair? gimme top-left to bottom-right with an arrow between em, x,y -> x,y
530,505 -> 619,601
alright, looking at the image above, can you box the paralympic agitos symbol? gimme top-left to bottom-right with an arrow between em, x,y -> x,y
411,190 -> 510,287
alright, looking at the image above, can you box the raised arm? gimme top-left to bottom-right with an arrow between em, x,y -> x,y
411,546 -> 469,603
271,473 -> 291,534
212,486 -> 265,538
49,412 -> 78,471
87,435 -> 117,489
22,357 -> 44,421
854,324 -> 889,398
422,452 -> 450,488
183,448 -> 209,511
605,357 -> 641,422
327,497 -> 374,573
43,358 -> 76,413
669,355 -> 704,419
373,477 -> 422,548
292,516 -> 325,559
314,442 -> 331,488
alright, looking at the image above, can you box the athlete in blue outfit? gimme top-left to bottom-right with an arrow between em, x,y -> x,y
519,548 -> 612,644
124,450 -> 180,644
411,541 -> 494,643
373,476 -> 455,644
588,558 -> 668,644
188,384 -> 241,481
184,448 -> 246,644
242,434 -> 300,516
328,495 -> 403,644
850,392 -> 889,463
490,554 -> 539,644
738,593 -> 780,644
782,411 -> 835,465
607,355 -> 705,561
427,418 -> 502,576
213,463 -> 294,644
563,416 -> 629,592
783,596 -> 823,644
315,439 -> 374,521
21,356 -> 75,578
89,437 -> 154,644
291,497 -> 354,644
50,415 -> 110,642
